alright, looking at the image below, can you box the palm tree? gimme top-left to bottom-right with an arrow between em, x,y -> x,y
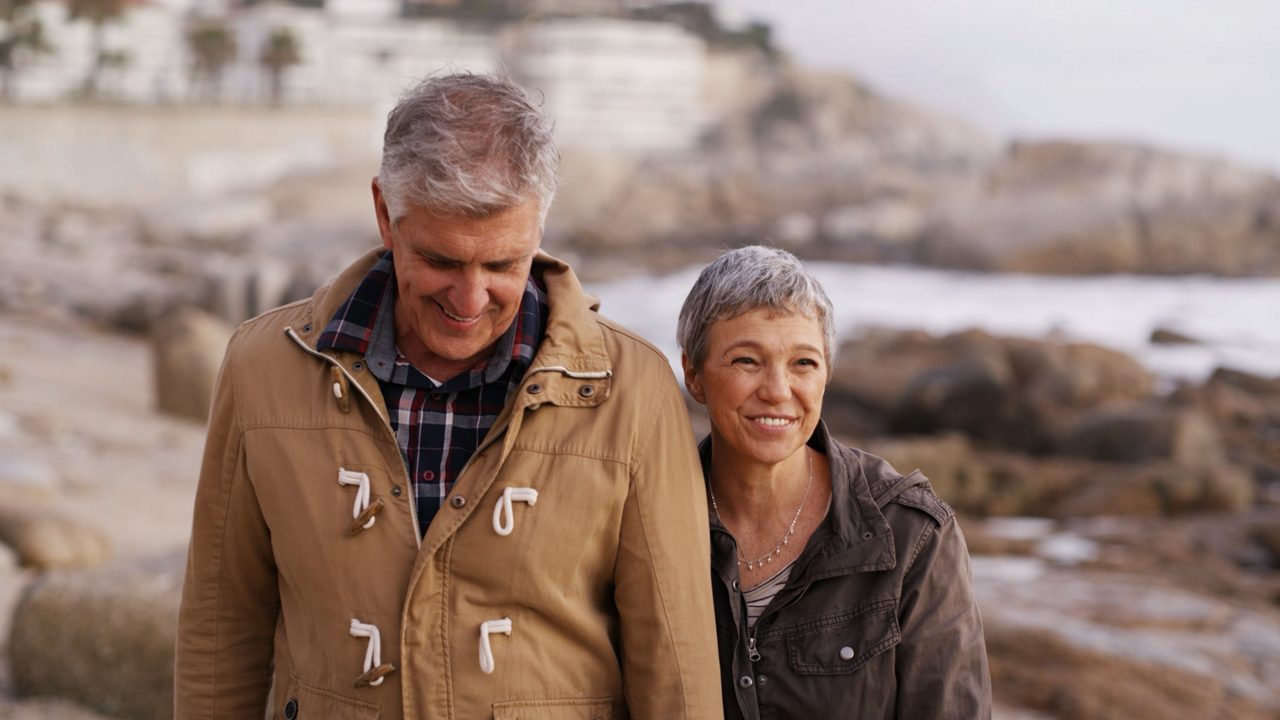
187,21 -> 235,102
0,0 -> 52,100
66,0 -> 126,98
258,27 -> 299,106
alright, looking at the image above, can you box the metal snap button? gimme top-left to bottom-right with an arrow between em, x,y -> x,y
731,579 -> 740,592
840,646 -> 855,661
738,675 -> 753,688
391,485 -> 402,497
301,323 -> 312,334
352,361 -> 364,371
757,674 -> 768,685
578,385 -> 595,398
284,698 -> 298,719
862,531 -> 874,540
450,495 -> 466,508
527,383 -> 543,395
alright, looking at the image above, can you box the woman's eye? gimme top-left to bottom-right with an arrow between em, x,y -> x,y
797,358 -> 820,368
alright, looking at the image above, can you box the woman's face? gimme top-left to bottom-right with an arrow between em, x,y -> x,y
683,308 -> 828,468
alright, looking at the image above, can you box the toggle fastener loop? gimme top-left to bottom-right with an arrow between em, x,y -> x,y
492,487 -> 539,536
338,468 -> 376,531
478,617 -> 513,675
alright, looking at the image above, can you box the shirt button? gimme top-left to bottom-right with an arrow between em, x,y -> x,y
840,646 -> 855,661
738,675 -> 753,688
450,495 -> 466,508
430,393 -> 443,401
422,470 -> 435,481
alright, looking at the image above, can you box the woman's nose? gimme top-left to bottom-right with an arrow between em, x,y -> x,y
756,365 -> 791,402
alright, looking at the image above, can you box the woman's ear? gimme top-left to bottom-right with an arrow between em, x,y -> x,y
682,353 -> 706,404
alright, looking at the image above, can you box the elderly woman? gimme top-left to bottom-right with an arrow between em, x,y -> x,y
678,246 -> 991,719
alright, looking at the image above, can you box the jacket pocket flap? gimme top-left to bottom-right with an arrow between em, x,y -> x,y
278,676 -> 381,719
785,599 -> 900,675
492,696 -> 613,720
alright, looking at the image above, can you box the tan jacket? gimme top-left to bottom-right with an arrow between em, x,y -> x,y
176,248 -> 723,720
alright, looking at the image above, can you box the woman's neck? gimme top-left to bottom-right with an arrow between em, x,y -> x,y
709,443 -> 811,527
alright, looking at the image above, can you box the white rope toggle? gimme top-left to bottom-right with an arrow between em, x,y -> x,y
349,619 -> 387,687
338,468 -> 375,530
492,487 -> 539,536
333,381 -> 344,399
478,617 -> 513,675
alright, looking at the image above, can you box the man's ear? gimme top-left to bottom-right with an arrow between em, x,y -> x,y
682,353 -> 706,404
372,177 -> 394,250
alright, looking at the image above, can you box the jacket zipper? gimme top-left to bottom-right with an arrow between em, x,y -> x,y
286,327 -> 421,548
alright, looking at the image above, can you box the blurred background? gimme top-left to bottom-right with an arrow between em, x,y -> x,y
1,1 -> 1278,718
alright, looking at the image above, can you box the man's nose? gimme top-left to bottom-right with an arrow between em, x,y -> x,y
448,271 -> 488,317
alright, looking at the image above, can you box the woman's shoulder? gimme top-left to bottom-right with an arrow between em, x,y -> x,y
829,439 -> 956,529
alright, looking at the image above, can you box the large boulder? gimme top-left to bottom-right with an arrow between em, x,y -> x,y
1052,463 -> 1254,517
9,560 -> 183,720
1058,405 -> 1225,466
829,329 -> 1155,453
150,306 -> 235,422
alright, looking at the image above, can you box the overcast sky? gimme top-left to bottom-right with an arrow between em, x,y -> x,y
735,0 -> 1280,174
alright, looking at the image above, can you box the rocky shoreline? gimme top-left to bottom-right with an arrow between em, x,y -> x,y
2,299 -> 1279,718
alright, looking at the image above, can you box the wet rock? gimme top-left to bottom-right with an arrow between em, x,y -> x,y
1054,463 -> 1254,517
831,328 -> 1154,453
1209,367 -> 1280,396
8,561 -> 182,720
150,306 -> 234,422
0,505 -> 112,569
1058,405 -> 1224,466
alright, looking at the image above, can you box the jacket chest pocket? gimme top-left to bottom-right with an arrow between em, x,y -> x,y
783,598 -> 901,675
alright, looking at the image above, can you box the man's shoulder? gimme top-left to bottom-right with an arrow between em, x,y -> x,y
592,313 -> 679,381
224,297 -> 314,365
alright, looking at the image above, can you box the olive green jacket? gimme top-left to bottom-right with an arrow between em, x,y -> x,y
705,424 -> 991,719
176,248 -> 723,720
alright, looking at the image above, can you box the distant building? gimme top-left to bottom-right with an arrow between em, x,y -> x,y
4,0 -> 720,152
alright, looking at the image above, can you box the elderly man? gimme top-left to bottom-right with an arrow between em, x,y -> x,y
175,73 -> 722,720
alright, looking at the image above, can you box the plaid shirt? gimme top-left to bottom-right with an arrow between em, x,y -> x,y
318,251 -> 547,537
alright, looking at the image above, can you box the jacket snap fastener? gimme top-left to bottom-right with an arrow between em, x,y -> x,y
526,383 -> 543,395
731,579 -> 740,592
301,323 -> 312,334
862,531 -> 874,540
352,361 -> 364,371
391,485 -> 402,497
757,674 -> 768,685
284,698 -> 298,719
738,675 -> 753,688
840,646 -> 855,661
450,495 -> 467,508
578,385 -> 595,398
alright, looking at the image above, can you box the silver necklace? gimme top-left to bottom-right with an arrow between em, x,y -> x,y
709,450 -> 814,571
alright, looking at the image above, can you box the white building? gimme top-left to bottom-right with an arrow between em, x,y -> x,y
4,1 -> 712,152
507,18 -> 707,152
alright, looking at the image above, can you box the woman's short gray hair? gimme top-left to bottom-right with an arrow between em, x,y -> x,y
677,245 -> 836,371
378,73 -> 560,226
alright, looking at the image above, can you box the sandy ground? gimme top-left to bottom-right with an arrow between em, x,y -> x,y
0,311 -> 204,718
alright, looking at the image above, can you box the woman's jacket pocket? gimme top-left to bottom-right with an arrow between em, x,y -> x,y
784,598 -> 901,675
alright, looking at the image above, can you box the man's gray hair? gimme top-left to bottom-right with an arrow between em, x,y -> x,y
378,73 -> 560,226
677,245 -> 836,371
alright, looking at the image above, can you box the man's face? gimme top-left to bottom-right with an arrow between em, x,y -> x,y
373,180 -> 542,380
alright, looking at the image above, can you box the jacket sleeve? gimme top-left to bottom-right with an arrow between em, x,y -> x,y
895,513 -> 992,719
613,375 -> 724,720
174,334 -> 280,719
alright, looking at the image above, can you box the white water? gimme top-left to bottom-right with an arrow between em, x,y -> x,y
587,263 -> 1280,384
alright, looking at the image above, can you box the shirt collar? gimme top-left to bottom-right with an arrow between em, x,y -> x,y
318,250 -> 547,390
